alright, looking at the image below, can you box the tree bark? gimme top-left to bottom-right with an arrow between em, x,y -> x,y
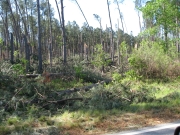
47,0 -> 53,67
107,0 -> 114,62
74,0 -> 89,27
61,0 -> 67,64
10,33 -> 14,64
37,0 -> 43,73
24,35 -> 30,72
115,0 -> 124,33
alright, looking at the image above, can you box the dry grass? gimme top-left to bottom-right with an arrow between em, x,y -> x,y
59,107 -> 180,135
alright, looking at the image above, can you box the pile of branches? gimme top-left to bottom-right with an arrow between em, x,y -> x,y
0,72 -> 103,112
0,71 -> 156,114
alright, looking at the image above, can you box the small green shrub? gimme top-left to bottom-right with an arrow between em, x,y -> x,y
92,44 -> 111,72
125,69 -> 140,80
12,58 -> 28,75
74,65 -> 86,79
38,116 -> 47,122
7,117 -> 19,125
38,116 -> 54,125
112,72 -> 122,83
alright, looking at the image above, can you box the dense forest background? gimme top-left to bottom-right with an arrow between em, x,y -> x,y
0,0 -> 179,73
0,0 -> 138,74
0,0 -> 180,76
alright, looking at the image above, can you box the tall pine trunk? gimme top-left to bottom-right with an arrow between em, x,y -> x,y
61,0 -> 66,63
107,0 -> 114,62
47,0 -> 53,67
37,0 -> 43,73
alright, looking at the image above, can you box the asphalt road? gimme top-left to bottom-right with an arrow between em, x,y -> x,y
105,121 -> 180,135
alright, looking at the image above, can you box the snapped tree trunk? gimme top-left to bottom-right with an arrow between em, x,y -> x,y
115,0 -> 124,33
55,0 -> 62,25
74,0 -> 89,27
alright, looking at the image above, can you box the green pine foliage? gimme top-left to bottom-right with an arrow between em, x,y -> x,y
92,44 -> 111,72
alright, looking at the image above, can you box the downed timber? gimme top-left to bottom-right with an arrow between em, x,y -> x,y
48,98 -> 83,103
42,81 -> 111,108
57,79 -> 112,95
43,72 -> 74,76
19,74 -> 40,78
19,72 -> 74,79
42,98 -> 83,108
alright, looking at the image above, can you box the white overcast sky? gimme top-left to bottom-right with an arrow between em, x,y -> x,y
49,0 -> 141,36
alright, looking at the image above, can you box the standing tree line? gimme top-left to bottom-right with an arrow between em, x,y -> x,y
6,0 -> 180,75
0,0 -> 134,74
